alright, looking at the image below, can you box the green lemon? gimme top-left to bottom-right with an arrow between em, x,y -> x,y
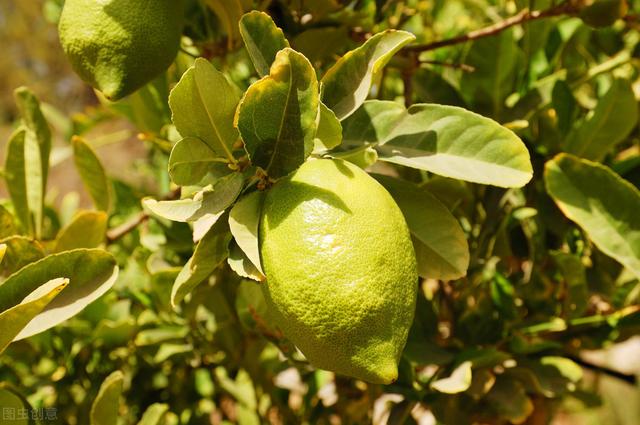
260,159 -> 418,384
58,0 -> 184,100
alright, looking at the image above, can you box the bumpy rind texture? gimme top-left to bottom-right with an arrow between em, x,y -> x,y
58,0 -> 184,100
260,159 -> 418,384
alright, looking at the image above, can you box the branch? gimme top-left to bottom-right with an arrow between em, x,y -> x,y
106,212 -> 149,244
106,188 -> 181,244
405,2 -> 578,53
568,355 -> 637,385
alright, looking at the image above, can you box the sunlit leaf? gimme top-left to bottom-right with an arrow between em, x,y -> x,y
321,30 -> 415,120
239,11 -> 289,77
90,371 -> 124,425
5,128 -> 44,238
0,249 -> 118,339
136,403 -> 169,425
0,236 -> 45,276
0,278 -> 67,354
229,191 -> 265,275
313,102 -> 343,153
380,105 -> 532,187
144,172 -> 244,222
168,137 -> 227,186
169,58 -> 240,163
54,211 -> 108,252
72,136 -> 111,212
227,241 -> 265,282
431,361 -> 472,394
545,154 -> 640,280
236,48 -> 318,178
171,217 -> 232,308
14,86 -> 51,189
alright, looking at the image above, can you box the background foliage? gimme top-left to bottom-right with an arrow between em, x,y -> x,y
1,0 -> 640,424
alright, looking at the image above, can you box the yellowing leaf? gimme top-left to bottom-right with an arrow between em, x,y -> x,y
54,211 -> 108,252
0,249 -> 118,339
0,278 -> 67,354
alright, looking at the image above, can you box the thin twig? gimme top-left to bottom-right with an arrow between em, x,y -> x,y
420,60 -> 476,72
405,2 -> 578,53
106,212 -> 149,244
568,355 -> 637,385
106,188 -> 181,243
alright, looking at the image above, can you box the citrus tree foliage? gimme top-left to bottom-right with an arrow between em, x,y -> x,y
1,0 -> 640,424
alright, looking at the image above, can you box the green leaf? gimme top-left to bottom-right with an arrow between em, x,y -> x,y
0,278 -> 67,353
236,48 -> 319,178
321,30 -> 415,120
168,137 -> 227,186
72,137 -> 111,212
460,29 -> 518,119
239,11 -> 290,77
14,86 -> 51,190
344,101 -> 533,187
565,78 -> 638,161
0,249 -> 118,339
342,100 -> 405,143
544,154 -> 640,280
431,361 -> 472,394
228,241 -> 265,282
540,356 -> 583,382
0,205 -> 18,239
144,172 -> 244,222
54,211 -> 108,252
229,191 -> 265,276
169,58 -> 240,163
313,102 -> 343,153
135,326 -> 190,347
330,145 -> 378,169
0,236 -> 45,276
171,217 -> 232,308
551,251 -> 588,318
205,0 -> 243,47
0,384 -> 37,425
5,128 -> 45,238
90,370 -> 124,425
485,377 -> 534,423
375,175 -> 469,280
137,403 -> 169,425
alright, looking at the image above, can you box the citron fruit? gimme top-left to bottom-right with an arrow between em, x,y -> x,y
260,159 -> 418,384
58,0 -> 184,100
